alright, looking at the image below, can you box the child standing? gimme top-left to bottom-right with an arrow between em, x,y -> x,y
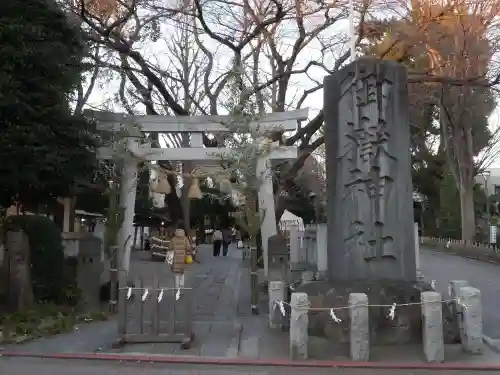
170,228 -> 190,289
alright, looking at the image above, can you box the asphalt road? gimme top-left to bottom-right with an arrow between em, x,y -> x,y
0,357 -> 493,375
420,247 -> 500,338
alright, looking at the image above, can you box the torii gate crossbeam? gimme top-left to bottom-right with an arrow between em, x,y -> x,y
87,109 -> 308,276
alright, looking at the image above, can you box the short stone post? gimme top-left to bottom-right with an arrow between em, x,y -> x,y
268,281 -> 285,329
349,293 -> 369,361
458,286 -> 482,354
290,292 -> 309,360
316,224 -> 328,280
421,291 -> 444,363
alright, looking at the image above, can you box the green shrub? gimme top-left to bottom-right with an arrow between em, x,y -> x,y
4,215 -> 66,304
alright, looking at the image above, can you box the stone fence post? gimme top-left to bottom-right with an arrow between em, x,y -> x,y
458,286 -> 482,354
421,291 -> 444,363
268,281 -> 285,329
349,293 -> 369,361
290,292 -> 309,360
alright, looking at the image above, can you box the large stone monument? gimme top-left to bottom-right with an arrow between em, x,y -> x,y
296,59 -> 459,346
324,58 -> 416,281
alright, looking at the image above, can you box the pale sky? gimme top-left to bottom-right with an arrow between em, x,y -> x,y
487,109 -> 500,168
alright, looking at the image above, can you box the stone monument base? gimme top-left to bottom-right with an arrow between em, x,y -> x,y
295,279 -> 460,345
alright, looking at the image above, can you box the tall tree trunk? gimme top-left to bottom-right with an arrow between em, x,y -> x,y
274,195 -> 286,226
440,98 -> 476,242
460,182 -> 476,241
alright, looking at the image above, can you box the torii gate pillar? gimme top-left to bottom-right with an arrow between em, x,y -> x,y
119,138 -> 139,272
257,150 -> 278,277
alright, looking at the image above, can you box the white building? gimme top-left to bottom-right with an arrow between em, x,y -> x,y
279,209 -> 305,232
475,168 -> 500,197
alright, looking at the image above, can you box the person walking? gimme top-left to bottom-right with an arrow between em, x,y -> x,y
170,227 -> 190,289
222,228 -> 232,256
212,228 -> 223,257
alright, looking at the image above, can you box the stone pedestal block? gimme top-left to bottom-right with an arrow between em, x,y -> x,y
268,281 -> 285,329
421,291 -> 444,363
290,292 -> 309,360
349,293 -> 369,361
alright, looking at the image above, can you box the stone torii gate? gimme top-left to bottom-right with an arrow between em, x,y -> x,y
88,110 -> 308,275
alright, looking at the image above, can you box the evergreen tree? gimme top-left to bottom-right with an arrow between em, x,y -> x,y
0,0 -> 97,208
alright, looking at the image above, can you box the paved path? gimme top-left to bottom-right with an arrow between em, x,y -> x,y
129,244 -> 243,322
6,244 -> 500,361
1,245 -> 248,356
0,357 -> 495,375
420,247 -> 500,338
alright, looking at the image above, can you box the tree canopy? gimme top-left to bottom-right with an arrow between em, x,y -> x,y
61,0 -> 500,240
362,2 -> 499,240
0,0 -> 98,209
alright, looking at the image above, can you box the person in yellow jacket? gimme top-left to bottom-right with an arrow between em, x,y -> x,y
170,226 -> 190,289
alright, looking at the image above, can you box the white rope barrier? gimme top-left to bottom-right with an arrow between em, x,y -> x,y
271,280 -> 466,322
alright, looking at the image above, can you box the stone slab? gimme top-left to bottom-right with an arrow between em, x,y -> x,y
324,59 -> 416,281
289,292 -> 309,360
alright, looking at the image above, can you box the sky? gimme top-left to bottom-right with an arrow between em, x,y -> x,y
487,109 -> 500,168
